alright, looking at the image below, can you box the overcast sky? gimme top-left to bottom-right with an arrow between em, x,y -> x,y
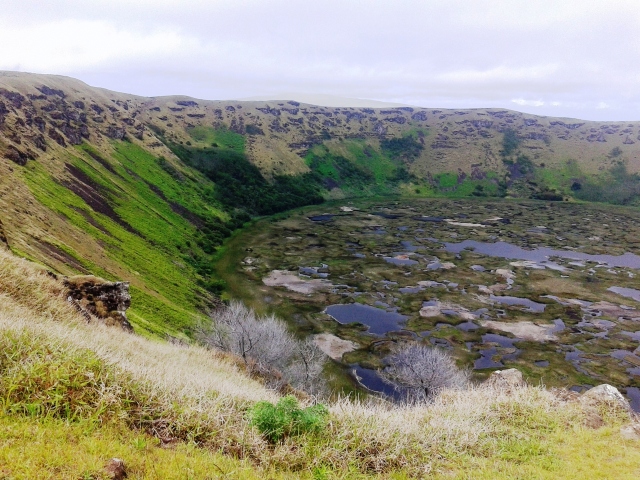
1,0 -> 639,121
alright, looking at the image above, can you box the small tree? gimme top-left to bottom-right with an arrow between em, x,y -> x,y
380,343 -> 469,403
199,301 -> 327,396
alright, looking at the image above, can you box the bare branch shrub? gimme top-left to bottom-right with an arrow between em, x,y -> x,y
380,343 -> 469,403
200,301 -> 327,396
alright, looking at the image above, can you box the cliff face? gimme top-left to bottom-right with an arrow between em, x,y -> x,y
2,71 -> 640,183
141,100 -> 640,179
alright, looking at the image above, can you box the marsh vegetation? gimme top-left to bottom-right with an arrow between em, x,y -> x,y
216,197 -> 640,408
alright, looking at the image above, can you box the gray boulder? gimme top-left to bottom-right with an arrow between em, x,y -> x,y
487,368 -> 525,389
580,384 -> 630,411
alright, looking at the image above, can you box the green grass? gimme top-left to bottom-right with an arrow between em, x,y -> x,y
0,414 -> 283,480
20,143 -> 228,337
344,140 -> 397,184
427,172 -> 502,197
535,159 -> 583,193
436,172 -> 458,189
187,125 -> 246,152
305,139 -> 406,196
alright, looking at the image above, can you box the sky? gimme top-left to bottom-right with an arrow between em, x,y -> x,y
1,0 -> 639,121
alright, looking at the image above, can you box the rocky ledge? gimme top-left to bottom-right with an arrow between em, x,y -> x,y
63,275 -> 133,332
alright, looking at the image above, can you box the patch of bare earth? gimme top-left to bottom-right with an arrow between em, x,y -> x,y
480,320 -> 557,341
313,333 -> 357,360
419,300 -> 476,320
262,270 -> 332,294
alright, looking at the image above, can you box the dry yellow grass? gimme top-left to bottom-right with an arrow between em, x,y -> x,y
0,249 -> 276,405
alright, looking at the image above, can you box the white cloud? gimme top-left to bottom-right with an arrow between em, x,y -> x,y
512,99 -> 545,107
438,64 -> 559,84
0,1 -> 639,121
0,19 -> 196,72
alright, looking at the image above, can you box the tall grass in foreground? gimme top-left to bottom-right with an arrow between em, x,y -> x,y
0,248 -> 638,477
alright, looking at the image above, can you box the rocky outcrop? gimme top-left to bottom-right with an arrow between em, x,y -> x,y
580,384 -> 630,411
64,275 -> 133,332
486,368 -> 525,389
106,126 -> 126,140
4,145 -> 32,165
105,458 -> 127,480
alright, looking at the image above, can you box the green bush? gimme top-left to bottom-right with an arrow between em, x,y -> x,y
501,128 -> 520,157
380,135 -> 424,162
249,396 -> 328,443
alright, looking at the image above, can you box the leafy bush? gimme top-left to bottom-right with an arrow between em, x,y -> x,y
515,154 -> 534,175
307,152 -> 375,187
532,188 -> 563,201
168,140 -> 323,215
380,135 -> 424,162
573,161 -> 640,205
501,129 -> 520,157
249,396 -> 328,443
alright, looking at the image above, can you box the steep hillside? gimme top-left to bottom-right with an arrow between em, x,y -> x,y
2,71 -> 640,334
0,72 -> 236,336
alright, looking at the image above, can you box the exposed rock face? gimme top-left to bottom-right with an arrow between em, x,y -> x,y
64,275 -> 133,332
486,368 -> 525,389
479,320 -> 557,342
313,333 -> 357,360
4,145 -> 32,165
106,125 -> 126,140
620,423 -> 640,440
262,269 -> 332,294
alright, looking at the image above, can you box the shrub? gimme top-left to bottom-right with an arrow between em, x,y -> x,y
249,395 -> 328,443
199,302 -> 327,395
501,128 -> 520,157
380,343 -> 469,403
380,135 -> 424,162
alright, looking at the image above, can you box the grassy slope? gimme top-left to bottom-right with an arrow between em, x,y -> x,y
2,71 -> 640,478
1,248 -> 640,478
17,141 -> 229,338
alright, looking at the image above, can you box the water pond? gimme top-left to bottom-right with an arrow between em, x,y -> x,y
218,197 -> 640,408
325,303 -> 408,335
442,240 -> 640,270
